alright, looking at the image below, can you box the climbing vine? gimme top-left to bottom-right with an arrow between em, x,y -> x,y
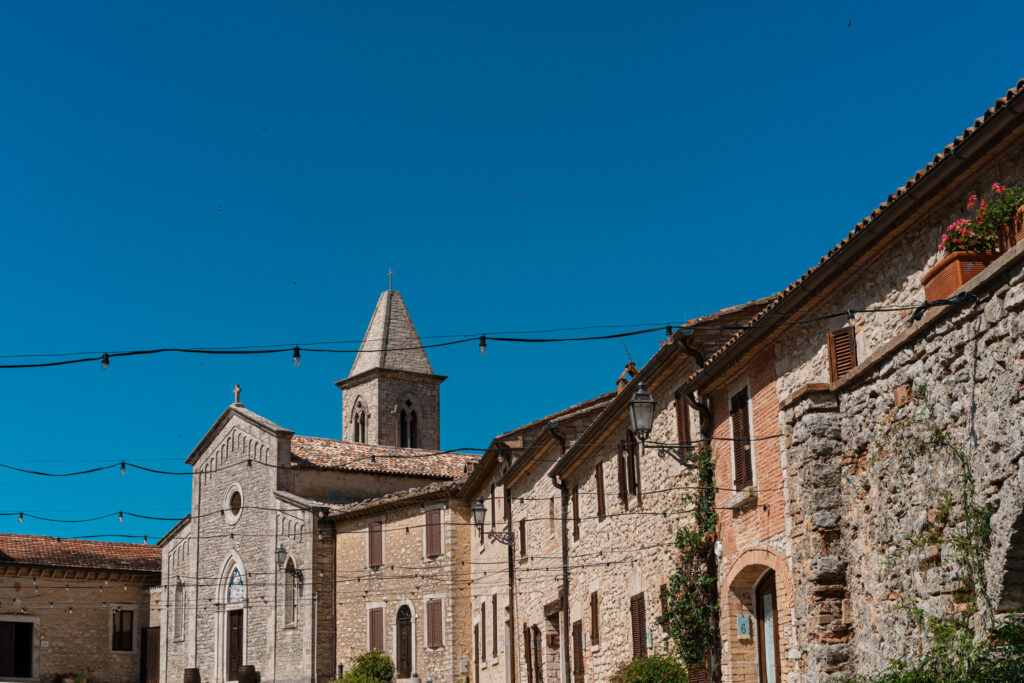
846,386 -> 1024,682
661,444 -> 718,670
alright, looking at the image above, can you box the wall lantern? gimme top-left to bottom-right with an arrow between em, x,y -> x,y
628,382 -> 656,442
275,544 -> 287,567
471,499 -> 486,535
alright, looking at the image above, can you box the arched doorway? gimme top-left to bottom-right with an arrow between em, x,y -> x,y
396,606 -> 412,677
755,571 -> 781,683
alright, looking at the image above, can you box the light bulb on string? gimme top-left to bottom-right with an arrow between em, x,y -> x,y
18,512 -> 22,523
292,346 -> 301,366
479,335 -> 487,355
102,353 -> 110,370
120,462 -> 126,475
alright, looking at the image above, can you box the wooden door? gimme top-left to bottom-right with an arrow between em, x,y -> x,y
228,610 -> 243,681
141,627 -> 160,683
397,607 -> 412,677
756,572 -> 781,683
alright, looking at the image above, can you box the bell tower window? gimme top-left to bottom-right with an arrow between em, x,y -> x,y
352,399 -> 368,443
399,399 -> 419,448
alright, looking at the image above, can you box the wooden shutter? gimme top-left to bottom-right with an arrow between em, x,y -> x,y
523,626 -> 533,683
625,432 -> 637,494
675,392 -> 692,454
519,519 -> 527,557
369,522 -> 383,568
660,584 -> 669,631
617,442 -> 628,504
427,599 -> 443,647
490,485 -> 496,529
369,607 -> 384,651
730,389 -> 753,489
112,610 -> 133,651
504,488 -> 511,521
688,664 -> 711,683
572,488 -> 580,541
426,509 -> 441,558
595,463 -> 606,521
590,592 -> 599,645
828,327 -> 858,382
481,601 -> 487,659
630,593 -> 648,659
572,620 -> 584,680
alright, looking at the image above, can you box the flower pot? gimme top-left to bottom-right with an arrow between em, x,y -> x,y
998,205 -> 1024,251
921,251 -> 998,301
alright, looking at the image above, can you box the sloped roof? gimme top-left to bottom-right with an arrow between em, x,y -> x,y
349,290 -> 433,377
686,77 -> 1024,386
327,480 -> 463,520
290,435 -> 478,479
0,534 -> 161,574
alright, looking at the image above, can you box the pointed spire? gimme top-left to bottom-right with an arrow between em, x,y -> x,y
349,290 -> 434,377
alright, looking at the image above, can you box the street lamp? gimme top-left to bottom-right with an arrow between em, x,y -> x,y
471,500 -> 486,535
275,544 -> 287,567
628,382 -> 656,442
471,498 -> 515,546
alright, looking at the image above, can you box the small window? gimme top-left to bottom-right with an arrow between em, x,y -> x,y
630,593 -> 647,659
730,389 -> 754,489
352,400 -> 368,443
399,399 -> 419,448
425,509 -> 442,558
369,522 -> 383,569
112,609 -> 133,651
828,327 -> 858,382
174,579 -> 185,639
426,599 -> 443,648
595,463 -> 606,522
229,491 -> 242,516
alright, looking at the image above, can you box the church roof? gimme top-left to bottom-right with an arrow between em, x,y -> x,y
0,533 -> 162,574
327,479 -> 464,521
349,290 -> 433,377
290,435 -> 478,479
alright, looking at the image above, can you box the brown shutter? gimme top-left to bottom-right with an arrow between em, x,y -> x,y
630,593 -> 648,659
504,487 -> 511,521
688,665 -> 711,683
426,509 -> 441,558
730,389 -> 753,489
519,519 -> 527,557
369,521 -> 383,568
595,463 -> 606,522
370,607 -> 384,651
590,592 -> 599,645
572,488 -> 580,541
490,485 -> 496,529
617,442 -> 628,504
675,392 -> 692,454
427,599 -> 443,647
660,584 -> 669,631
492,595 -> 498,657
572,620 -> 584,680
524,626 -> 534,683
828,327 -> 858,382
481,601 -> 487,659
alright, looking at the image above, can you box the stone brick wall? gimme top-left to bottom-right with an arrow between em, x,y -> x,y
341,374 -> 441,450
334,499 -> 472,682
781,247 -> 1024,679
470,478 -> 515,683
0,571 -> 153,683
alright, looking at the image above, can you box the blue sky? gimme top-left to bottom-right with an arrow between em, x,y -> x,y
1,0 -> 1021,542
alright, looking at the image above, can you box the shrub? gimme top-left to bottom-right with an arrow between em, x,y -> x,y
336,650 -> 395,683
610,654 -> 689,683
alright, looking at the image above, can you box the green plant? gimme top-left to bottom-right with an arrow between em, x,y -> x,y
983,183 -> 1024,233
938,183 -> 1024,255
337,650 -> 394,683
610,653 -> 689,682
661,445 -> 718,670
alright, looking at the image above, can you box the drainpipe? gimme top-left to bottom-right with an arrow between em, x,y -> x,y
547,423 -> 571,683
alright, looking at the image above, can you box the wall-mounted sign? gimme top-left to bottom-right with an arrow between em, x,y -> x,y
737,614 -> 751,637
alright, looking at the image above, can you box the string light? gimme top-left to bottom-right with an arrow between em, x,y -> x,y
292,346 -> 301,366
479,335 -> 486,354
101,353 -> 109,370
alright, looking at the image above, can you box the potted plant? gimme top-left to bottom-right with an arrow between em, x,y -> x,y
989,182 -> 1024,251
921,190 -> 999,300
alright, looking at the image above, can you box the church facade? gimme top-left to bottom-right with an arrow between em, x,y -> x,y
159,290 -> 478,683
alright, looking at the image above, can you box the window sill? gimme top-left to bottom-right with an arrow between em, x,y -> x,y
724,486 -> 758,510
283,622 -> 298,630
590,644 -> 601,653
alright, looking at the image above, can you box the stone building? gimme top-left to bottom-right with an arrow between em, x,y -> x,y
673,77 -> 1024,681
0,533 -> 161,682
159,289 -> 478,683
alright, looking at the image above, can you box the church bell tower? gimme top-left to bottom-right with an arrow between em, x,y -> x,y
335,289 -> 445,450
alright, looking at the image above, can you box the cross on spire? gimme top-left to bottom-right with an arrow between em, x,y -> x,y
387,268 -> 394,291
233,384 -> 242,405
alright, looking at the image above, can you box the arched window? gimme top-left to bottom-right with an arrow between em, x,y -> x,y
399,398 -> 419,448
352,400 -> 368,443
284,558 -> 299,625
174,579 -> 184,639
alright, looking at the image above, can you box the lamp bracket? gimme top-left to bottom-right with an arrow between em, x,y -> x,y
487,530 -> 516,546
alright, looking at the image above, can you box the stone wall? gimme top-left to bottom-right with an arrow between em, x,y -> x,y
470,476 -> 515,683
781,246 -> 1024,679
333,499 -> 471,682
0,571 -> 153,683
341,374 -> 442,450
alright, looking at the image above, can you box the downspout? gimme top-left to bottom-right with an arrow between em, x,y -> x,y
547,424 -> 571,683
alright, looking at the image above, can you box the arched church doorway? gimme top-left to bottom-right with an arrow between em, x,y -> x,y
755,571 -> 781,683
396,605 -> 412,677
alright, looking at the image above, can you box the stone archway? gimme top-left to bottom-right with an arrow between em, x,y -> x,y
722,548 -> 793,683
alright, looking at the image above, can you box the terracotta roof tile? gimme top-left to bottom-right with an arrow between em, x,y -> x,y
327,480 -> 463,519
0,533 -> 161,573
290,436 -> 478,479
687,77 -> 1024,384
